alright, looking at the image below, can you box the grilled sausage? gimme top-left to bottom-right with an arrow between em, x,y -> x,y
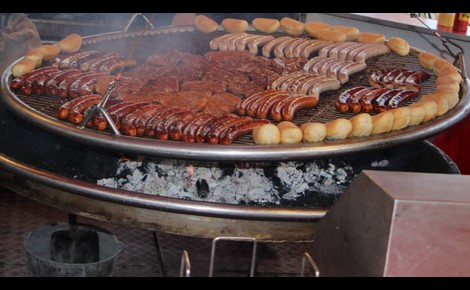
373,89 -> 403,113
206,116 -> 252,144
169,112 -> 208,141
262,36 -> 293,58
247,35 -> 275,55
219,119 -> 270,145
195,114 -> 239,143
68,96 -> 102,124
256,91 -> 290,119
337,62 -> 367,84
57,94 -> 101,120
359,88 -> 392,113
134,105 -> 167,136
44,68 -> 81,95
281,95 -> 319,121
12,66 -> 58,93
335,86 -> 366,113
387,90 -> 419,110
145,107 -> 185,137
236,89 -> 278,116
183,114 -> 216,143
354,43 -> 391,63
155,110 -> 194,140
120,104 -> 162,136
59,51 -> 97,69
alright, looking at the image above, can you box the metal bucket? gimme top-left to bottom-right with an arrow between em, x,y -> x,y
23,223 -> 123,277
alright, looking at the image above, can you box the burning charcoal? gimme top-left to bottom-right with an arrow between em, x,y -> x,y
136,157 -> 154,174
196,179 -> 210,198
263,165 -> 283,191
115,167 -> 131,180
220,163 -> 235,177
155,166 -> 167,178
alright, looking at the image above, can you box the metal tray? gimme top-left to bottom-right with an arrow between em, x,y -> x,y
2,26 -> 470,162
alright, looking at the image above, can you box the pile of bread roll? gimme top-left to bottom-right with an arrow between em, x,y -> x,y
11,33 -> 83,77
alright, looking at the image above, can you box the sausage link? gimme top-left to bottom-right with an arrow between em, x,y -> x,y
195,114 -> 238,143
281,95 -> 320,121
337,62 -> 367,84
120,104 -> 161,136
335,86 -> 366,113
262,36 -> 293,58
348,87 -> 381,114
247,35 -> 275,55
359,88 -> 391,113
256,92 -> 290,119
145,108 -> 185,137
59,51 -> 97,69
206,116 -> 252,144
219,119 -> 270,145
44,68 -> 81,95
57,94 -> 101,119
169,112 -> 208,141
270,95 -> 297,121
183,114 -> 216,143
30,70 -> 64,95
387,90 -> 419,110
155,110 -> 194,140
236,89 -> 278,116
373,89 -> 403,113
67,96 -> 102,124
134,105 -> 166,136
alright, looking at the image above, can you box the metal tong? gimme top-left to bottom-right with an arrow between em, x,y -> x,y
79,13 -> 155,134
410,13 -> 467,78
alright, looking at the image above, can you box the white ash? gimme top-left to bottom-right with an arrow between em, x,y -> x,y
97,158 -> 357,205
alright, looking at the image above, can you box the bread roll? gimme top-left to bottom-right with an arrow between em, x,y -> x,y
38,44 -> 61,61
387,36 -> 410,56
280,17 -> 305,36
25,47 -> 44,68
11,58 -> 36,77
411,100 -> 438,123
330,26 -> 359,41
221,18 -> 249,33
390,107 -> 411,130
301,122 -> 327,143
408,106 -> 426,126
418,52 -> 438,70
277,121 -> 303,144
371,111 -> 394,135
349,113 -> 373,138
252,18 -> 280,34
436,82 -> 460,94
194,15 -> 218,33
436,75 -> 461,87
304,21 -> 332,38
438,65 -> 462,81
421,94 -> 449,116
316,30 -> 346,42
57,33 -> 82,53
432,58 -> 455,76
433,91 -> 460,109
357,32 -> 385,44
325,118 -> 353,140
253,124 -> 281,145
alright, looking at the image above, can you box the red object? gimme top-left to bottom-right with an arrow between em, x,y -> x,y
433,114 -> 470,175
453,13 -> 469,33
